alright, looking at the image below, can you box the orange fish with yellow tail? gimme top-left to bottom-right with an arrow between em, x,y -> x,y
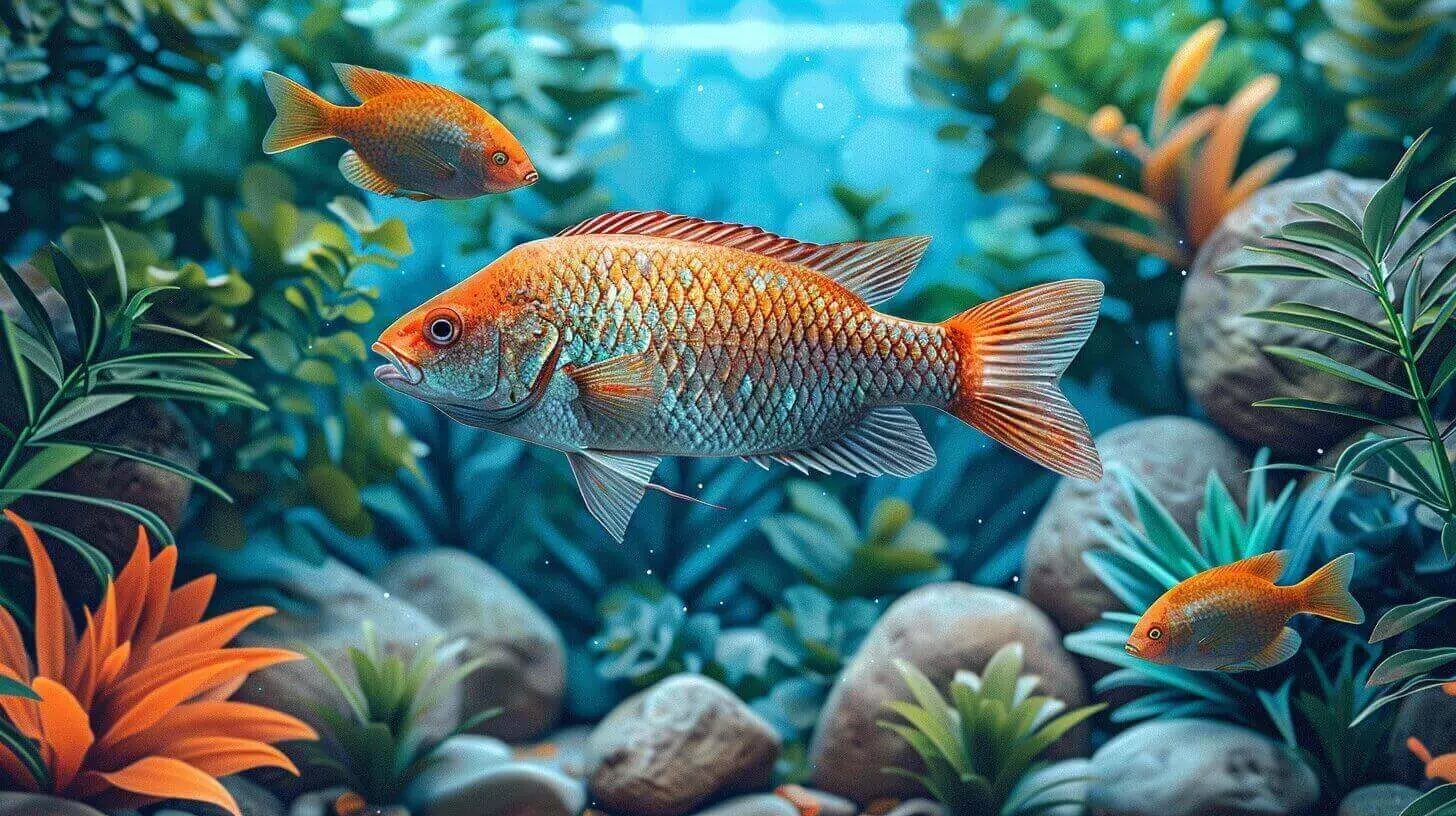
1125,551 -> 1364,673
373,211 -> 1105,541
261,63 -> 537,201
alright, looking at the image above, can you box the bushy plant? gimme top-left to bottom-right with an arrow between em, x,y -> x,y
589,588 -> 722,690
296,622 -> 491,807
878,644 -> 1104,816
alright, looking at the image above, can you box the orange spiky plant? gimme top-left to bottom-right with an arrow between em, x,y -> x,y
1407,682 -> 1456,784
0,510 -> 316,815
1045,20 -> 1295,265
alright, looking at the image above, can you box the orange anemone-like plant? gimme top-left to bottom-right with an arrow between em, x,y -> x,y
0,510 -> 316,815
1044,20 -> 1294,265
1406,682 -> 1456,784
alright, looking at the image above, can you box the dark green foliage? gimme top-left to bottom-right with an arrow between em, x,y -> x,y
591,588 -> 722,689
297,622 -> 493,805
829,184 -> 912,242
878,644 -> 1104,816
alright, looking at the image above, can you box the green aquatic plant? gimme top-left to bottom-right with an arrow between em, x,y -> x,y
296,622 -> 492,807
590,588 -> 722,690
0,244 -> 257,596
761,480 -> 950,599
1363,595 -> 1456,736
878,644 -> 1104,816
830,184 -> 913,242
1221,130 -> 1456,558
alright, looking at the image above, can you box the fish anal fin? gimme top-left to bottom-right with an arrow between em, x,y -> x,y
762,407 -> 936,478
567,451 -> 660,542
340,151 -> 401,197
556,211 -> 929,305
568,350 -> 664,424
1218,627 -> 1300,673
333,63 -> 445,101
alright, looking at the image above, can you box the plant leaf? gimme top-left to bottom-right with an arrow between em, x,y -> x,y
1262,346 -> 1413,398
1397,177 -> 1456,256
1370,597 -> 1456,643
0,312 -> 35,425
1279,220 -> 1374,268
1365,130 -> 1425,261
1368,647 -> 1456,686
1247,303 -> 1397,353
1398,784 -> 1456,816
0,258 -> 61,374
1251,397 -> 1417,427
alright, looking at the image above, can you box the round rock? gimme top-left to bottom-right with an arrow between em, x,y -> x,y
685,794 -> 797,816
586,674 -> 781,816
1087,719 -> 1319,815
1338,784 -> 1420,816
415,762 -> 585,816
1021,417 -> 1250,634
808,583 -> 1087,805
1178,171 -> 1456,457
380,549 -> 565,741
0,794 -> 108,816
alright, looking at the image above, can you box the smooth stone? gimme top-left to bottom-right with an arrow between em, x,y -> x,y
1021,417 -> 1250,634
380,549 -> 565,741
1087,719 -> 1319,816
587,674 -> 781,816
1338,784 -> 1421,816
403,734 -> 512,810
515,725 -> 593,780
0,793 -> 108,816
1019,759 -> 1091,816
686,794 -> 797,816
808,583 -> 1087,805
416,762 -> 585,816
882,800 -> 949,816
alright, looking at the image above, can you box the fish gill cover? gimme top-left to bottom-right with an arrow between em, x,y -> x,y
0,1 -> 1455,816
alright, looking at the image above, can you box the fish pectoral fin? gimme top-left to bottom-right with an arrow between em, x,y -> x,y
395,134 -> 458,181
567,450 -> 661,543
1218,627 -> 1301,673
762,407 -> 936,478
567,350 -> 664,424
339,150 -> 401,197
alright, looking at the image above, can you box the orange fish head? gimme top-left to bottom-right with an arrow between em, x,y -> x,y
1126,601 -> 1174,662
480,124 -> 537,192
373,293 -> 502,409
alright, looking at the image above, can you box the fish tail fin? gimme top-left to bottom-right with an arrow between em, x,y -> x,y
941,279 -> 1104,481
261,71 -> 336,154
1296,552 -> 1365,624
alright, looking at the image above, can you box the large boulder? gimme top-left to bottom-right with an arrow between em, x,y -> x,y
235,557 -> 461,774
808,583 -> 1087,804
586,674 -> 781,816
1178,171 -> 1456,457
379,549 -> 565,741
1087,719 -> 1319,815
1021,416 -> 1250,634
409,761 -> 585,816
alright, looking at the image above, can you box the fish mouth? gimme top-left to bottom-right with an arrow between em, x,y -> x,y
1124,643 -> 1142,656
522,170 -> 539,185
372,341 -> 423,386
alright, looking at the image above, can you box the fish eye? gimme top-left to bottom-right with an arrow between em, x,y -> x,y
492,151 -> 508,166
423,309 -> 460,347
1148,626 -> 1162,640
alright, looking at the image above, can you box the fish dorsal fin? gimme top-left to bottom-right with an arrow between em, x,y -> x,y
746,406 -> 936,477
333,63 -> 445,101
1203,550 -> 1288,583
557,211 -> 930,306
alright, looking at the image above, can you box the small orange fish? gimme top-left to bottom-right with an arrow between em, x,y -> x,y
1125,551 -> 1364,673
261,63 -> 537,201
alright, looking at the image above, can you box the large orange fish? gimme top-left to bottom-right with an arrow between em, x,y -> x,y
1125,551 -> 1364,672
373,211 -> 1105,540
261,64 -> 537,201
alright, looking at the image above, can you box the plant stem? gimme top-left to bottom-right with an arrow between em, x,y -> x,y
0,365 -> 86,489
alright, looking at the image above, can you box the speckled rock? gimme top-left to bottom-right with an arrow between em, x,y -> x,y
1087,719 -> 1319,815
236,557 -> 460,790
413,762 -> 585,816
380,549 -> 565,741
0,793 -> 108,816
586,674 -> 781,816
1338,784 -> 1421,816
1178,171 -> 1456,457
808,583 -> 1087,805
686,794 -> 798,816
1384,685 -> 1456,784
1022,417 -> 1251,634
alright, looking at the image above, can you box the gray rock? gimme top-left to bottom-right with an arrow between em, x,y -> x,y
587,674 -> 782,816
379,549 -> 565,741
0,793 -> 108,816
235,557 -> 460,792
1384,686 -> 1456,784
515,725 -> 592,780
1338,784 -> 1421,816
1087,719 -> 1319,815
404,734 -> 512,809
1020,759 -> 1092,816
413,761 -> 585,816
882,800 -> 949,816
808,583 -> 1088,805
1178,171 -> 1456,456
686,794 -> 797,816
1022,417 -> 1250,634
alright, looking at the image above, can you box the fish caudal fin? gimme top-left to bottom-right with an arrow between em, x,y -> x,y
942,280 -> 1104,481
1296,552 -> 1365,624
261,71 -> 336,154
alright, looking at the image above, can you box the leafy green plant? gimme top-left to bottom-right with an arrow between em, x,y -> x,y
590,588 -> 722,689
1362,595 -> 1456,728
829,184 -> 912,242
1220,130 -> 1456,557
297,622 -> 492,806
878,644 -> 1104,815
0,244 -> 257,599
761,480 -> 950,599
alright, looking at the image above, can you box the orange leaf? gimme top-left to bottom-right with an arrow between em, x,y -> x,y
0,593 -> 31,681
1188,75 -> 1280,244
98,661 -> 243,748
1071,219 -> 1189,265
1087,105 -> 1125,142
159,576 -> 216,639
5,511 -> 74,680
1411,736 -> 1434,763
105,647 -> 301,715
1142,106 -> 1220,205
1152,20 -> 1225,140
130,544 -> 177,662
33,677 -> 95,792
96,756 -> 240,816
112,530 -> 153,648
1048,172 -> 1169,222
145,607 -> 276,666
1222,148 -> 1294,214
103,701 -> 315,767
160,736 -> 298,777
99,641 -> 133,689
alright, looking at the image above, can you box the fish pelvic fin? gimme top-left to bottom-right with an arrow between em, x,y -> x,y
261,72 -> 336,154
942,279 -> 1103,481
1296,552 -> 1365,624
1219,626 -> 1300,673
